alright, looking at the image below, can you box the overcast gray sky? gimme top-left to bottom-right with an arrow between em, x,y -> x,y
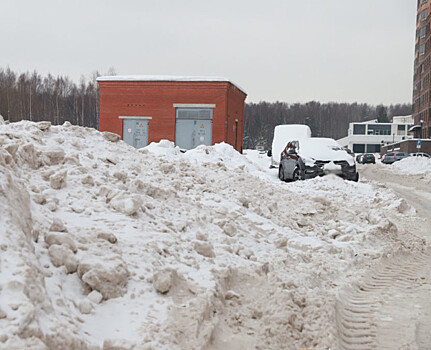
1,0 -> 416,105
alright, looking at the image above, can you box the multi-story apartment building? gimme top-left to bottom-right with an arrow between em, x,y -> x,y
413,0 -> 431,138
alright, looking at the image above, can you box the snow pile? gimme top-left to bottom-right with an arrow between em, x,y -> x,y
183,142 -> 266,173
141,139 -> 181,159
389,156 -> 431,175
0,121 -> 424,350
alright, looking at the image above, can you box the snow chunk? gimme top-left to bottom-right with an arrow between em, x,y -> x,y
48,245 -> 78,273
109,192 -> 142,216
49,217 -> 67,232
42,149 -> 65,166
77,255 -> 129,299
153,269 -> 173,294
49,169 -> 67,189
45,232 -> 77,253
87,290 -> 103,304
102,131 -> 121,142
78,299 -> 93,314
194,241 -> 215,258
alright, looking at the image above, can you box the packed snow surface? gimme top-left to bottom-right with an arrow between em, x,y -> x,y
0,121 -> 424,349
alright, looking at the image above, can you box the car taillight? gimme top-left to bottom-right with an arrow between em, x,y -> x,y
393,154 -> 395,159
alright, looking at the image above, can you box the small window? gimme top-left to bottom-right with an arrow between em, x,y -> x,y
424,0 -> 428,4
422,9 -> 428,21
420,43 -> 426,56
421,63 -> 425,73
420,26 -> 427,38
353,124 -> 366,135
353,144 -> 365,153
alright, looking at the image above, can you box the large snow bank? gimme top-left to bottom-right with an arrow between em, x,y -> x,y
389,156 -> 431,175
0,122 -> 424,350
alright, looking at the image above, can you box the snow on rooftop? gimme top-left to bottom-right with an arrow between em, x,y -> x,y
97,75 -> 247,95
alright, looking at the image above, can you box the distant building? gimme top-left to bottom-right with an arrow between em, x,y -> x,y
413,0 -> 431,138
97,76 -> 247,152
337,116 -> 414,153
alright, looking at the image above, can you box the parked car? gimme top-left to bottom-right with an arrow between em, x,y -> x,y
382,152 -> 410,164
355,154 -> 363,162
410,152 -> 430,158
278,138 -> 359,182
358,153 -> 375,164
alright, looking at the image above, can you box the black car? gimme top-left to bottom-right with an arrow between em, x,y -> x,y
358,153 -> 375,164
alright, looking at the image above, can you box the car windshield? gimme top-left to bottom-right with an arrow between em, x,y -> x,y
298,138 -> 353,163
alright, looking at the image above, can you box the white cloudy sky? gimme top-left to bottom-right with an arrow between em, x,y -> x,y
1,0 -> 416,105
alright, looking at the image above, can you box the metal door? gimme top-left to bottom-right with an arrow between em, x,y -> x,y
122,119 -> 148,149
175,108 -> 212,150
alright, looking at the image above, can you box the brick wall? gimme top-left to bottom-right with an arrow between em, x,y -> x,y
381,139 -> 431,155
98,80 -> 246,152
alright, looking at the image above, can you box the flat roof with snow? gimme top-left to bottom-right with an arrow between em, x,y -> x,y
97,75 -> 247,95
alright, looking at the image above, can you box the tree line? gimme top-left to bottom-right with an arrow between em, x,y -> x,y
244,101 -> 412,149
0,67 -> 412,149
0,67 -> 116,129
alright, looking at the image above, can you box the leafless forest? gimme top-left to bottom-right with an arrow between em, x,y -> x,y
244,101 -> 412,149
0,67 -> 412,149
0,67 -> 105,129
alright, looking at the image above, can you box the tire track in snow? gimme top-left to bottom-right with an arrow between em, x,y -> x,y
336,248 -> 431,349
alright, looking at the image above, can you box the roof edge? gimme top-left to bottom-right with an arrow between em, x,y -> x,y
96,75 -> 247,95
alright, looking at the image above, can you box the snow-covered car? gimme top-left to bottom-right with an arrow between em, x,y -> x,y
278,138 -> 359,182
410,152 -> 430,158
268,124 -> 312,168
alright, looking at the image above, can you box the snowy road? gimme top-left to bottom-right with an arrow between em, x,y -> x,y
336,163 -> 431,349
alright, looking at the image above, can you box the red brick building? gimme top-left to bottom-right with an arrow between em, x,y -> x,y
97,76 -> 247,152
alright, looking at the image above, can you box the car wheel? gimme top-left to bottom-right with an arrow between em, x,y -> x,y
278,165 -> 285,182
352,172 -> 359,182
292,167 -> 301,181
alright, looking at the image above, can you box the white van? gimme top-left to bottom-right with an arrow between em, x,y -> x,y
268,125 -> 312,167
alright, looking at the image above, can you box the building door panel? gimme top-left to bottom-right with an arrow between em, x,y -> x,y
175,108 -> 213,150
176,119 -> 212,149
122,119 -> 148,149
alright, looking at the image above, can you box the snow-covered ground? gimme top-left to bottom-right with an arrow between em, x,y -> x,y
0,121 -> 426,350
